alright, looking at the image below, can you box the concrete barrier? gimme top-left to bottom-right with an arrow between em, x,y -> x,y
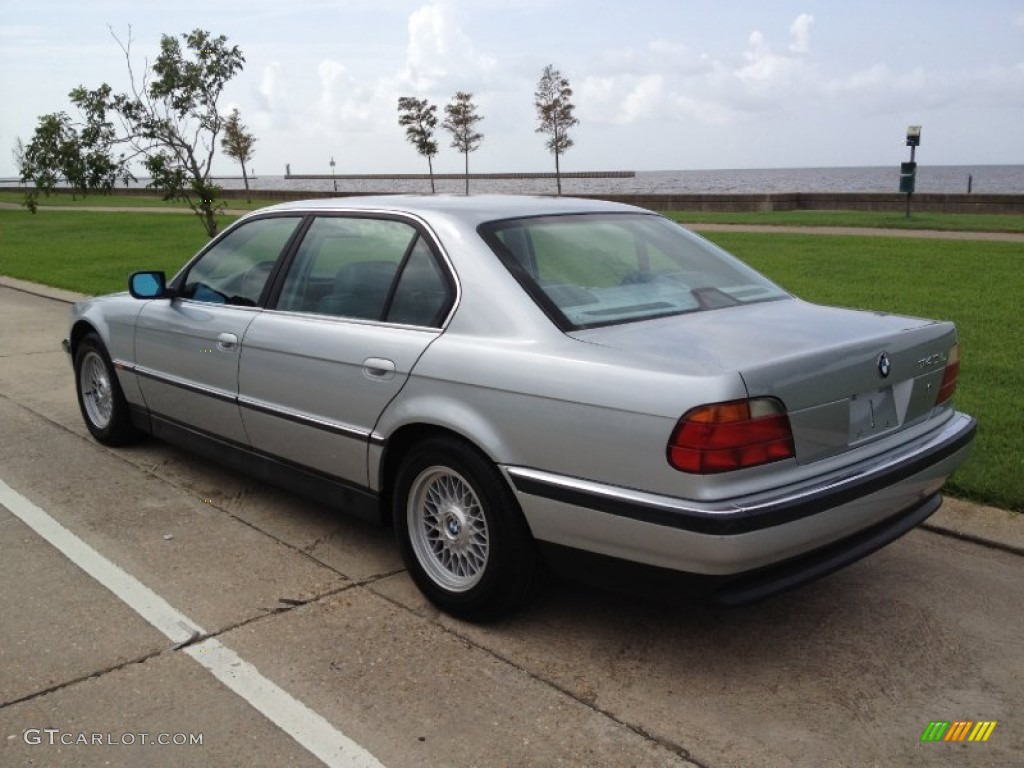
5,186 -> 1023,214
576,192 -> 1024,215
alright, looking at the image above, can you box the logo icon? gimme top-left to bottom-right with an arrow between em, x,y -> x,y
920,721 -> 997,743
877,352 -> 892,378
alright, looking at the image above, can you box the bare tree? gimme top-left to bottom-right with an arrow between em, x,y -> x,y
534,64 -> 579,196
221,107 -> 257,203
398,96 -> 439,193
442,92 -> 484,195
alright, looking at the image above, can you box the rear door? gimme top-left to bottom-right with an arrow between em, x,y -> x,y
133,215 -> 303,444
237,214 -> 455,486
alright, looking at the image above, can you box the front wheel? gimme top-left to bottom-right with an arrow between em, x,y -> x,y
393,437 -> 543,621
74,333 -> 142,445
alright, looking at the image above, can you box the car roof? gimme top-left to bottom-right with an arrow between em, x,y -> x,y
257,194 -> 651,226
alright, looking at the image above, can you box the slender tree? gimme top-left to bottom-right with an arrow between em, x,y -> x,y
397,96 -> 439,193
442,92 -> 484,195
534,64 -> 579,195
221,108 -> 257,203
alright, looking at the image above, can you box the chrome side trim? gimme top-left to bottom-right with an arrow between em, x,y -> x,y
507,412 -> 976,536
124,362 -> 373,442
131,363 -> 237,405
238,396 -> 370,441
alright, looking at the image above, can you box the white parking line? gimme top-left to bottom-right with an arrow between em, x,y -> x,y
0,477 -> 385,768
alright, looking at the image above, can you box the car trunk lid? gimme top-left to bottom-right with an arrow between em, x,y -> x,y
570,299 -> 958,463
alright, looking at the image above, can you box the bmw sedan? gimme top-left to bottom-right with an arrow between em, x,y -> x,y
65,195 -> 976,619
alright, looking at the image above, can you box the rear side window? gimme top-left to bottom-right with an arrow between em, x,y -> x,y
385,237 -> 452,327
276,216 -> 454,326
480,213 -> 789,330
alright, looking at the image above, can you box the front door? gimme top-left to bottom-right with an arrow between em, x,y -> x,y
134,215 -> 304,445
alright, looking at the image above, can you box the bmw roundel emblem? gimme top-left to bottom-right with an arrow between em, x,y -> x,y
877,352 -> 892,378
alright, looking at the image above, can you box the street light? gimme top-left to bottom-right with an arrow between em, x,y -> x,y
329,156 -> 337,193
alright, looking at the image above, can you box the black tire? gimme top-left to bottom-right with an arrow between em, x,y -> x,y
393,436 -> 544,621
74,333 -> 143,446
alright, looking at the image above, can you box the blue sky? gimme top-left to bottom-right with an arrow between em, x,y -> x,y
1,0 -> 1022,177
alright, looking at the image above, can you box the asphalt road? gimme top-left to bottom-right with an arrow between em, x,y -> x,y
0,284 -> 1020,767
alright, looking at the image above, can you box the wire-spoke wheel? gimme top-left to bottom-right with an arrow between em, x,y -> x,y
73,333 -> 142,446
79,350 -> 114,429
408,466 -> 490,592
394,437 -> 544,620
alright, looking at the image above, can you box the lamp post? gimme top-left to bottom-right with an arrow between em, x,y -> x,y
329,156 -> 337,193
900,126 -> 921,219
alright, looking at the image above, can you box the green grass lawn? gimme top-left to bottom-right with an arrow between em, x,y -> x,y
1,209 -> 1019,510
0,210 -> 230,294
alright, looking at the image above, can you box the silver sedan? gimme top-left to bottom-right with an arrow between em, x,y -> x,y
65,195 -> 976,619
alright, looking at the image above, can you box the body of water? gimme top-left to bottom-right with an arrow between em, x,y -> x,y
222,165 -> 1024,196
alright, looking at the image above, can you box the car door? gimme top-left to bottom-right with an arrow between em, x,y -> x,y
237,214 -> 456,486
133,215 -> 304,445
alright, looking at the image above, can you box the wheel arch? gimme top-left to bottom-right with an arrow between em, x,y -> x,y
376,422 -> 511,528
69,319 -> 101,358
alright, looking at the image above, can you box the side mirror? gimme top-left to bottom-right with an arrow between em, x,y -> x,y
129,271 -> 169,299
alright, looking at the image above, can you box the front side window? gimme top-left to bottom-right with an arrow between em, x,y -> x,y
276,216 -> 453,326
180,216 -> 301,306
479,213 -> 789,329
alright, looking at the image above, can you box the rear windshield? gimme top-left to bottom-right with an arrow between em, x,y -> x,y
478,213 -> 789,330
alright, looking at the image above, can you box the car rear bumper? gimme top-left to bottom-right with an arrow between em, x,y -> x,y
504,411 -> 976,577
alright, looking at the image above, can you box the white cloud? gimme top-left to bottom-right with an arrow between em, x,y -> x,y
402,2 -> 495,90
736,24 -> 809,86
789,14 -> 814,54
257,62 -> 282,111
619,75 -> 665,123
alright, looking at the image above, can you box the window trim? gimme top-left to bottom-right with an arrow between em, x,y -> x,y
169,212 -> 310,307
263,211 -> 459,330
478,212 -> 790,332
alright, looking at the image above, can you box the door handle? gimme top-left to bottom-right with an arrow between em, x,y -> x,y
362,357 -> 396,380
216,332 -> 238,351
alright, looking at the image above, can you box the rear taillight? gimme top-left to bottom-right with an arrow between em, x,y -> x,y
668,397 -> 795,474
936,343 -> 960,405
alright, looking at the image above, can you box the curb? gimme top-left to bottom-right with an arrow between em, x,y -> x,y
0,275 -> 89,304
923,497 -> 1023,557
1,276 -> 1019,558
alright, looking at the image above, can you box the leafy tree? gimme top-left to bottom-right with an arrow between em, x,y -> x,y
17,106 -> 130,212
117,28 -> 245,236
397,96 -> 439,193
40,27 -> 245,237
221,107 -> 257,203
442,92 -> 484,195
534,65 -> 579,196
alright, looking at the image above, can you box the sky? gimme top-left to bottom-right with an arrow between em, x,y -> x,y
1,0 -> 1022,178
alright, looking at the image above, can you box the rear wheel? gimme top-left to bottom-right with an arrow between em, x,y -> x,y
74,333 -> 142,445
393,437 -> 543,620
